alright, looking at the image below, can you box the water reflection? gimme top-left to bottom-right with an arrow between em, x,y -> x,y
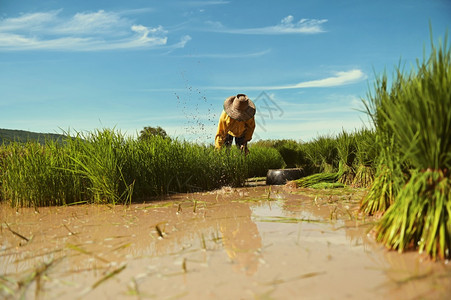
218,201 -> 262,276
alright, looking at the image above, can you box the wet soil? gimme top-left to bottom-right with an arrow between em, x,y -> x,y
1,185 -> 450,299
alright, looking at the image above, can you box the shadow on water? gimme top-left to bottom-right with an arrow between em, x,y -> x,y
1,185 -> 450,299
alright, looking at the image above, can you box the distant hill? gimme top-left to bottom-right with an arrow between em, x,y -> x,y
0,128 -> 67,145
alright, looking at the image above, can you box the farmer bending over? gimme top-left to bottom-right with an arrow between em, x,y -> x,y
215,94 -> 256,154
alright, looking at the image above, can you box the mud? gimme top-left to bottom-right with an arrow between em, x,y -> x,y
1,185 -> 450,299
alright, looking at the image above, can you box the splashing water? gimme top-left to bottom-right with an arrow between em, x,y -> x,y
175,72 -> 218,144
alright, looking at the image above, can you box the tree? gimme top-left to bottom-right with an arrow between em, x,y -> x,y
139,126 -> 169,141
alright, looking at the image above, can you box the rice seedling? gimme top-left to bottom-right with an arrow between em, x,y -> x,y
336,130 -> 357,185
91,264 -> 127,290
65,129 -> 134,205
66,243 -> 110,263
17,257 -> 63,299
292,171 -> 343,188
375,169 -> 450,259
63,224 -> 77,236
4,222 -> 30,243
353,165 -> 374,188
359,136 -> 405,215
352,129 -> 377,188
246,146 -> 285,177
367,31 -> 451,259
309,182 -> 345,189
126,277 -> 141,297
272,139 -> 300,168
302,135 -> 339,173
1,140 -> 77,207
0,276 -> 15,298
259,271 -> 326,286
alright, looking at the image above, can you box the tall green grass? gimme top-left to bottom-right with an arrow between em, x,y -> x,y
363,31 -> 451,259
359,135 -> 404,214
303,135 -> 338,173
0,129 -> 284,207
351,129 -> 377,188
246,146 -> 286,177
336,130 -> 357,186
0,140 -> 85,207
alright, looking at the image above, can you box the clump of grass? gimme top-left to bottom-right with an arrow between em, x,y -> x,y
359,135 -> 405,215
351,129 -> 377,188
1,140 -> 84,207
292,171 -> 343,188
374,169 -> 451,259
336,130 -> 357,186
352,165 -> 374,188
364,30 -> 451,260
310,182 -> 345,189
66,129 -> 133,205
272,139 -> 300,168
303,135 -> 338,173
0,146 -> 10,202
246,146 -> 285,177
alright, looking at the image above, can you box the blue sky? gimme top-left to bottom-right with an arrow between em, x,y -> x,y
1,0 -> 450,143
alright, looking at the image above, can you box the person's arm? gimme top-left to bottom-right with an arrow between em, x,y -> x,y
215,111 -> 228,149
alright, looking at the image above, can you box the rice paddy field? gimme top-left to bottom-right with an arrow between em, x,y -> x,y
1,185 -> 450,300
1,33 -> 450,299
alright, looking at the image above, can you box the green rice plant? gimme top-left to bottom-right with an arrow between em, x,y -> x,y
0,145 -> 9,202
65,129 -> 133,204
359,71 -> 407,211
368,31 -> 451,259
359,133 -> 405,215
292,170 -> 343,188
374,169 -> 450,260
336,130 -> 357,168
213,146 -> 248,187
302,135 -> 338,173
309,182 -> 345,189
272,139 -> 300,168
360,164 -> 401,215
0,128 -> 293,206
118,138 -> 156,197
1,140 -> 84,207
246,146 -> 285,177
353,128 -> 377,167
111,134 -> 250,196
336,130 -> 357,185
352,128 -> 377,188
296,142 -> 316,176
352,164 -> 375,188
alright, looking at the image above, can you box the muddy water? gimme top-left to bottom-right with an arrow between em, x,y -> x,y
1,185 -> 450,300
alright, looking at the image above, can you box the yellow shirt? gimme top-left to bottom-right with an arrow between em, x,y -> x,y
215,110 -> 256,148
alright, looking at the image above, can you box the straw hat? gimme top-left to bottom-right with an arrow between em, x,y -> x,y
223,94 -> 256,121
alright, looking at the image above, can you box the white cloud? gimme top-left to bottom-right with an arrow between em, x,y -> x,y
181,49 -> 271,58
207,69 -> 367,90
0,10 -> 189,51
56,10 -> 127,35
204,20 -> 225,29
0,10 -> 60,31
174,35 -> 192,48
293,69 -> 366,88
210,15 -> 327,35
